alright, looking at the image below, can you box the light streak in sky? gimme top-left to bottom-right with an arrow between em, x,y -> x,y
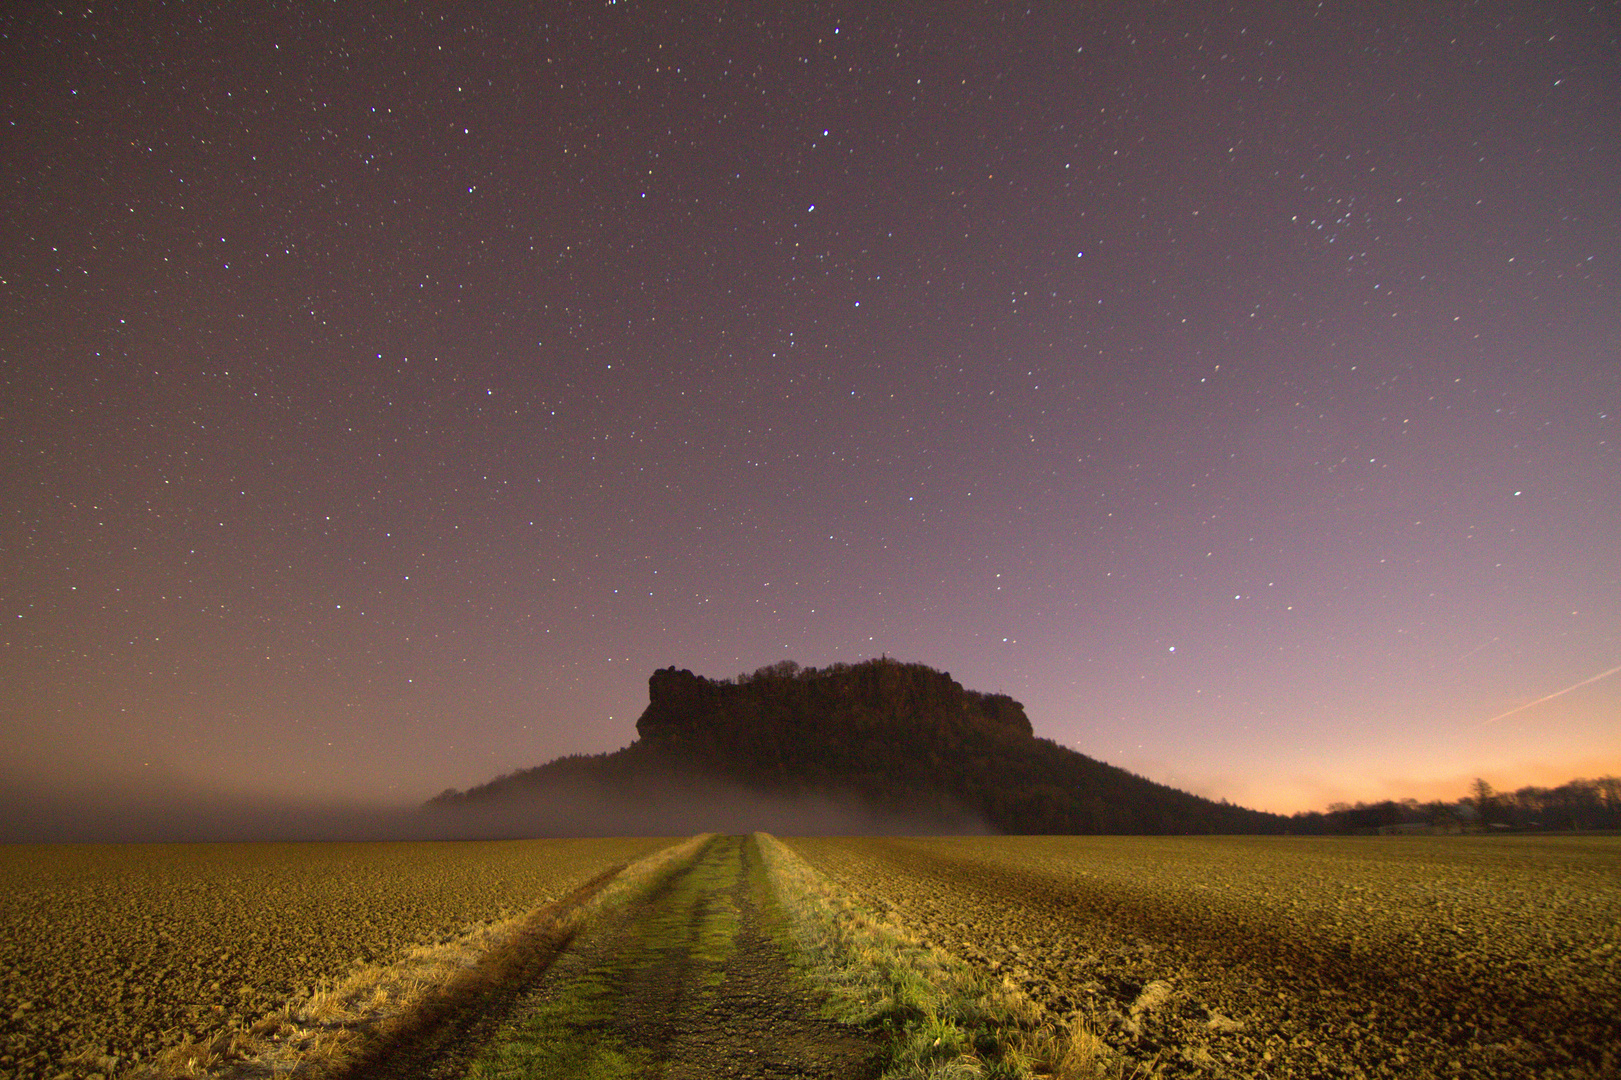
1456,637 -> 1499,663
1482,664 -> 1621,725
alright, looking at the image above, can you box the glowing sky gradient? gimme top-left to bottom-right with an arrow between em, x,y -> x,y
4,2 -> 1617,816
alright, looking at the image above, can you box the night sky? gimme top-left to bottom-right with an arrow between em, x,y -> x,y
4,2 -> 1617,818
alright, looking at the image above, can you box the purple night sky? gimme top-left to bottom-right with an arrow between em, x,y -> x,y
3,2 -> 1617,817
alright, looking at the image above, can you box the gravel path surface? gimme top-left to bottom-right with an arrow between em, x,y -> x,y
787,835 -> 1621,1079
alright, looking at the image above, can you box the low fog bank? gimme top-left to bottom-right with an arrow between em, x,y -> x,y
0,770 -> 990,843
425,774 -> 994,840
0,770 -> 420,843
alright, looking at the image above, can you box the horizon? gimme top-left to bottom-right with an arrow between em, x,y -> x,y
5,654 -> 1614,825
5,4 -> 1617,830
4,654 -> 1614,837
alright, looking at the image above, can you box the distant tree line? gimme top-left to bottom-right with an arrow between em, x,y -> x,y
722,657 -> 894,686
1286,776 -> 1621,834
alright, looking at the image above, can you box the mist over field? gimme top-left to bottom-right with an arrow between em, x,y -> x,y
419,776 -> 994,840
0,764 -> 407,843
0,765 -> 987,844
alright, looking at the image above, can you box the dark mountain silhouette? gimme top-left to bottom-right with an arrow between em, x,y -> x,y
430,658 -> 1289,834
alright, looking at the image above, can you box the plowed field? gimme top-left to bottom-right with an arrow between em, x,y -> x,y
0,837 -> 670,1079
785,835 -> 1621,1079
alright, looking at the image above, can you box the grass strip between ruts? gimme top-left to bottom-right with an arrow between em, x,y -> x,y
755,833 -> 1118,1080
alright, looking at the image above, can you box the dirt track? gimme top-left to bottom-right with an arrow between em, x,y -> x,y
445,834 -> 878,1079
788,835 -> 1621,1080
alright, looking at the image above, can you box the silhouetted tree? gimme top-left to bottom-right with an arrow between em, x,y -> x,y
1470,777 -> 1501,828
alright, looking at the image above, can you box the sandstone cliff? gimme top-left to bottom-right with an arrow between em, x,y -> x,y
636,660 -> 1030,767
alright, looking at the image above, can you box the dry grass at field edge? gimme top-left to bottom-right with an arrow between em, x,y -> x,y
308,865 -> 618,1080
310,834 -> 715,1080
756,833 -> 1118,1079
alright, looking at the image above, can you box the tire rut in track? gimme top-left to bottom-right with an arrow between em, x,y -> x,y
332,865 -> 624,1080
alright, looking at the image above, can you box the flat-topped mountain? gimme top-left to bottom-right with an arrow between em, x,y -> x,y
431,659 -> 1287,834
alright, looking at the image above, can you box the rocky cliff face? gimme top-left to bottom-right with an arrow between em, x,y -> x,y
635,660 -> 1033,770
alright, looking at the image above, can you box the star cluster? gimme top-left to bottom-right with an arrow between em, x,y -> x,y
3,3 -> 1617,813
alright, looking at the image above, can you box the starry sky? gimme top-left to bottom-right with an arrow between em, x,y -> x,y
3,2 -> 1617,818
